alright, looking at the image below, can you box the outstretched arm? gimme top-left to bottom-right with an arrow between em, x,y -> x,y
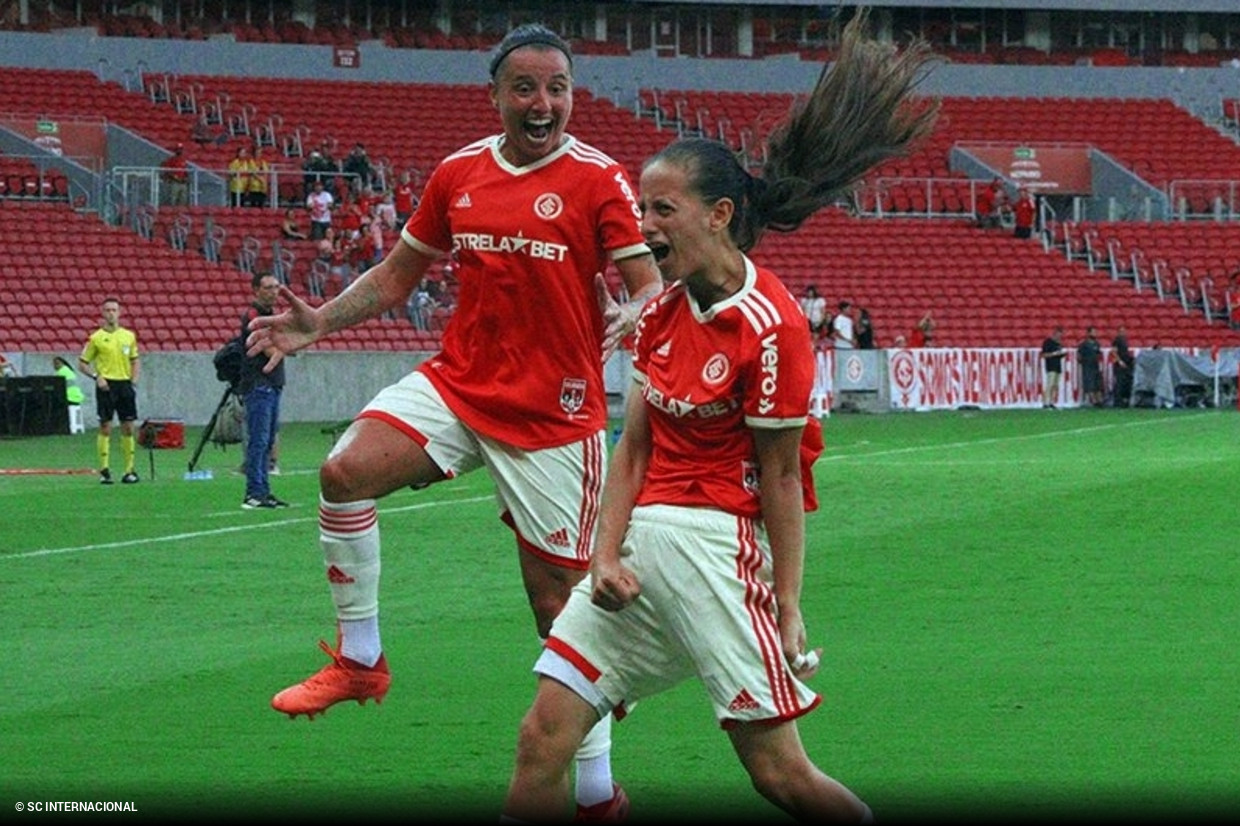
246,241 -> 433,371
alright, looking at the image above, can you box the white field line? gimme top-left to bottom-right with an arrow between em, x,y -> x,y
3,494 -> 494,561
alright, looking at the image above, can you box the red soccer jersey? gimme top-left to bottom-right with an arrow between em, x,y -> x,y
403,135 -> 648,450
632,258 -> 818,518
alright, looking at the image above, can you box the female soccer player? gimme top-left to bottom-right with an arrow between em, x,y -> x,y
501,9 -> 939,821
250,24 -> 661,818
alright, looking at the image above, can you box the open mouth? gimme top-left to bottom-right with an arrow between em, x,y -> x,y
525,118 -> 553,142
647,242 -> 670,262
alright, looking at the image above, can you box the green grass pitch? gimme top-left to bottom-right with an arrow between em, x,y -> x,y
2,408 -> 1238,822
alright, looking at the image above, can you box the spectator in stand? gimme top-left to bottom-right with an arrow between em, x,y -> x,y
375,190 -> 398,230
799,285 -> 827,336
191,113 -> 228,147
355,185 -> 379,222
305,178 -> 334,240
1110,326 -> 1134,407
332,225 -> 358,290
342,142 -> 374,196
1040,325 -> 1068,409
855,306 -> 876,349
227,146 -> 252,208
1227,271 -> 1240,329
975,177 -> 1003,229
335,196 -> 365,238
908,312 -> 934,347
246,145 -> 271,208
407,277 -> 438,331
365,213 -> 385,267
280,207 -> 308,240
831,300 -> 856,349
1013,186 -> 1037,240
994,183 -> 1012,226
302,148 -> 338,192
1076,325 -> 1104,407
349,217 -> 376,274
393,170 -> 418,225
160,143 -> 190,206
315,140 -> 339,187
314,226 -> 336,264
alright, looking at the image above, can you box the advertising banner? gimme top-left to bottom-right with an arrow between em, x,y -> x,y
887,347 -> 1081,411
964,143 -> 1093,195
1,115 -> 107,162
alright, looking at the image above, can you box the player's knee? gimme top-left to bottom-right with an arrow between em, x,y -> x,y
741,744 -> 803,803
319,453 -> 365,501
514,702 -> 576,776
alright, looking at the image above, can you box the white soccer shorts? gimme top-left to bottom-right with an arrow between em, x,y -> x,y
537,503 -> 822,726
361,370 -> 605,569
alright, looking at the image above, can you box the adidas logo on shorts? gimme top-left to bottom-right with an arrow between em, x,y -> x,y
727,688 -> 760,713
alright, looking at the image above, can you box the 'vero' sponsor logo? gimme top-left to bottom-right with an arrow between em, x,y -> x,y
613,170 -> 641,221
758,332 -> 778,414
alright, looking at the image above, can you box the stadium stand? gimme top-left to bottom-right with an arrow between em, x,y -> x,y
0,199 -> 429,353
2,3 -> 1240,357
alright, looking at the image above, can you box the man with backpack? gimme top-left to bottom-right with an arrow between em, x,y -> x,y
238,272 -> 289,509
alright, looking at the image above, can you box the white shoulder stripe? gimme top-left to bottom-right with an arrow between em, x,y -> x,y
737,290 -> 782,333
570,142 -> 619,165
442,136 -> 494,164
567,144 -> 615,170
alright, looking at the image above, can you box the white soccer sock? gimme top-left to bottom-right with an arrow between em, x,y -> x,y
339,616 -> 381,667
574,713 -> 615,807
320,496 -> 382,667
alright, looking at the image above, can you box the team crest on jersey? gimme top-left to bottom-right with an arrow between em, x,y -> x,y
741,460 -> 760,494
702,353 -> 730,385
534,193 -> 564,221
559,377 -> 587,415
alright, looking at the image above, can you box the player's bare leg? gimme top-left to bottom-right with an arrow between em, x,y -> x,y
272,418 -> 444,719
519,552 -> 627,820
503,677 -> 602,822
729,719 -> 873,822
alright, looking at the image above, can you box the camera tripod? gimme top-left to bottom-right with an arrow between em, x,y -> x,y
187,384 -> 237,473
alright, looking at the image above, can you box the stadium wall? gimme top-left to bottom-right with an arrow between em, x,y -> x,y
0,349 -> 634,428
65,351 -> 428,429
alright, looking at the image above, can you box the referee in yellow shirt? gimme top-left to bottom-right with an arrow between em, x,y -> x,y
78,296 -> 141,484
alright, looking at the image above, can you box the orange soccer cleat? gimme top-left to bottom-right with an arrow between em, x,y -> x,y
271,638 -> 390,720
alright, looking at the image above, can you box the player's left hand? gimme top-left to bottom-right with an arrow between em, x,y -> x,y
590,556 -> 641,612
778,608 -> 820,678
788,647 -> 822,679
596,272 -> 632,364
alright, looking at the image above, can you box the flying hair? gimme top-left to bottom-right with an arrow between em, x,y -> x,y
647,7 -> 940,253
